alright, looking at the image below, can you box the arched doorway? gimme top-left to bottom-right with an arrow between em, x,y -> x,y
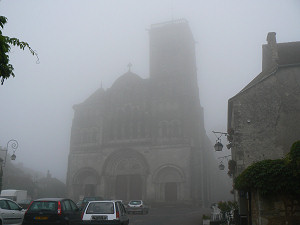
83,176 -> 97,196
116,174 -> 142,200
103,149 -> 149,200
153,165 -> 185,202
73,168 -> 100,200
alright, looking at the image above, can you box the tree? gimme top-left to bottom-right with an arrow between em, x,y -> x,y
0,16 -> 38,85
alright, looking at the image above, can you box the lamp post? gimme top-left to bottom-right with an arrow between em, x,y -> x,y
0,139 -> 19,192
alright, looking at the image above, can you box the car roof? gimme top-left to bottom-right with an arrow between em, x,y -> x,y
33,198 -> 67,202
0,197 -> 16,201
83,196 -> 102,199
87,200 -> 119,203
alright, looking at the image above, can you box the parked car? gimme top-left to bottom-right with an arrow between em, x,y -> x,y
18,199 -> 32,210
126,200 -> 149,214
81,200 -> 129,225
0,197 -> 25,225
76,200 -> 82,208
22,198 -> 81,225
79,196 -> 103,211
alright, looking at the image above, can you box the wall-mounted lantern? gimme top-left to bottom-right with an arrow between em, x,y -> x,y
212,131 -> 228,151
214,141 -> 223,151
217,155 -> 231,171
219,162 -> 225,170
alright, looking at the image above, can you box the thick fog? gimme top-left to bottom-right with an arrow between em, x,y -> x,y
0,0 -> 299,182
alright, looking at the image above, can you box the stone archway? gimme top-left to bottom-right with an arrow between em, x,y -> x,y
72,167 -> 100,199
102,149 -> 149,200
153,165 -> 185,202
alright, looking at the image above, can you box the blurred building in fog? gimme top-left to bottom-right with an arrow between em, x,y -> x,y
228,32 -> 300,224
66,19 -> 218,206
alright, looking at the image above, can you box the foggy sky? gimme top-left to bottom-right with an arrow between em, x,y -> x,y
0,0 -> 300,182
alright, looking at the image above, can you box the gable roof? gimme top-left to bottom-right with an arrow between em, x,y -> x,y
230,38 -> 300,101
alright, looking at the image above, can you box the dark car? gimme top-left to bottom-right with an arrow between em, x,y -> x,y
22,198 -> 81,225
18,199 -> 32,210
79,196 -> 103,211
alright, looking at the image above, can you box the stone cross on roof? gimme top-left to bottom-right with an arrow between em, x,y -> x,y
127,63 -> 132,72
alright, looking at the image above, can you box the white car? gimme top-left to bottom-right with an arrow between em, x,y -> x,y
127,200 -> 149,214
81,200 -> 129,225
0,197 -> 25,225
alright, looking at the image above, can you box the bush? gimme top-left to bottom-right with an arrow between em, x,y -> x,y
234,140 -> 300,196
202,214 -> 210,220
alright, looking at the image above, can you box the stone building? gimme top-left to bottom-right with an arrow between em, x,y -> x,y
228,33 -> 300,224
66,19 -> 216,206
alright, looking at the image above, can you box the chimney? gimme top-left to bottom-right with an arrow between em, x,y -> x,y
262,32 -> 279,71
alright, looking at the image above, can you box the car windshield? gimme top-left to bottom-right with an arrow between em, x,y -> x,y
86,202 -> 114,214
129,201 -> 142,205
27,201 -> 57,212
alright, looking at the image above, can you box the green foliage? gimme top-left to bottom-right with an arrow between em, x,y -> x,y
217,201 -> 238,223
0,16 -> 38,85
218,201 -> 238,214
227,159 -> 236,177
202,214 -> 210,220
234,141 -> 300,196
287,141 -> 300,166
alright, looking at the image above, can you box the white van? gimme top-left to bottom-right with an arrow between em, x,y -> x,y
0,190 -> 27,204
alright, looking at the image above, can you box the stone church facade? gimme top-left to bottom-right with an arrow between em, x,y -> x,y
66,19 -> 215,206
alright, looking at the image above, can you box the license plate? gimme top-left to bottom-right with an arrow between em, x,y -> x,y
34,216 -> 48,220
92,215 -> 107,220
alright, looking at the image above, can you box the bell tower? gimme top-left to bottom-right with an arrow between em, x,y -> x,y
149,19 -> 198,89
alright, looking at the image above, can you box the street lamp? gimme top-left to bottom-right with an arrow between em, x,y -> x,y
214,141 -> 223,151
219,162 -> 225,170
218,155 -> 231,171
0,139 -> 19,192
212,131 -> 228,151
1,139 -> 18,167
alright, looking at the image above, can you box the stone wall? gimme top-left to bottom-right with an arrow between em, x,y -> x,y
251,190 -> 300,225
229,65 -> 300,175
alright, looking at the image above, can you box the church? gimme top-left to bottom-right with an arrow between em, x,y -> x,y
66,19 -> 216,206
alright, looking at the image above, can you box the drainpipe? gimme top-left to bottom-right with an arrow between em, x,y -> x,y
257,189 -> 262,225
